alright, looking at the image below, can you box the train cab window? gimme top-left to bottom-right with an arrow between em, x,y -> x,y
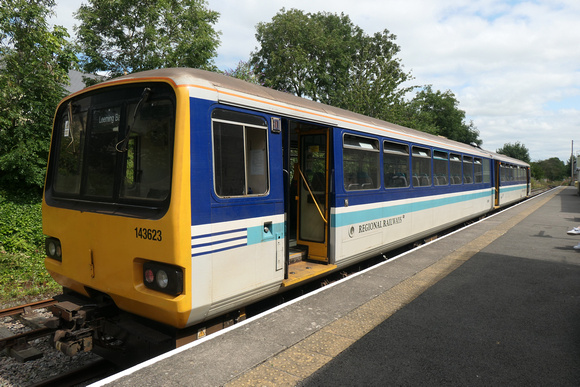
463,156 -> 474,184
343,134 -> 380,191
48,82 -> 176,218
433,150 -> 449,186
119,99 -> 173,201
412,146 -> 431,187
450,154 -> 462,185
474,158 -> 483,183
212,109 -> 269,197
384,141 -> 410,188
54,104 -> 87,195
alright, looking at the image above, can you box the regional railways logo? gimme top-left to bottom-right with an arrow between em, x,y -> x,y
348,226 -> 355,238
348,215 -> 405,239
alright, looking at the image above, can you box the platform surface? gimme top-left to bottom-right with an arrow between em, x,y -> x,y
95,186 -> 580,386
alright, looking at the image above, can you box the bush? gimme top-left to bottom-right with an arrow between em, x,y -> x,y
0,192 -> 44,255
0,190 -> 60,306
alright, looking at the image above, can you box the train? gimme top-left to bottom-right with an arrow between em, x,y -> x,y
42,68 -> 529,358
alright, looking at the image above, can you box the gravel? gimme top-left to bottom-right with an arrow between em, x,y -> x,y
0,310 -> 101,387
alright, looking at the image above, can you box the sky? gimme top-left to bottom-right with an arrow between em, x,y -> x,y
49,0 -> 580,163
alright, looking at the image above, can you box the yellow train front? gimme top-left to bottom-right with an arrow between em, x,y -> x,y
43,69 -> 293,359
43,68 -> 530,359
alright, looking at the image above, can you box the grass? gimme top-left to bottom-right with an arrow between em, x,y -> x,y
0,251 -> 60,308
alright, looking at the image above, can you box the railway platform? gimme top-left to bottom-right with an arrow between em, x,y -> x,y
94,186 -> 580,386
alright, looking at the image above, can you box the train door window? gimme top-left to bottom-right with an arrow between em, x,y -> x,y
384,141 -> 410,188
500,164 -> 506,182
450,154 -> 462,185
474,158 -> 483,183
212,109 -> 269,197
433,150 -> 448,186
482,158 -> 491,183
463,156 -> 474,184
343,134 -> 380,191
412,146 -> 431,187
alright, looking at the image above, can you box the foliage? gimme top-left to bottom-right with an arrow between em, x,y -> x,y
223,60 -> 262,84
405,86 -> 482,146
531,158 -> 567,181
0,251 -> 60,307
0,190 -> 58,307
0,191 -> 43,254
251,9 -> 413,117
530,162 -> 545,180
250,9 -> 482,147
0,0 -> 76,191
75,0 -> 221,80
496,141 -> 531,163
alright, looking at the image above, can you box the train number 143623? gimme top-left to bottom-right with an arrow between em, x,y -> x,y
135,227 -> 162,241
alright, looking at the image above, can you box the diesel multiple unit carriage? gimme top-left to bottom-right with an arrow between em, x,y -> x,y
43,68 -> 529,356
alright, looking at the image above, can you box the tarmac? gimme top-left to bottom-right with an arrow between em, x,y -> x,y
94,186 -> 580,386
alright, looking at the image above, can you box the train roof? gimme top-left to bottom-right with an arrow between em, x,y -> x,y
88,68 -> 529,167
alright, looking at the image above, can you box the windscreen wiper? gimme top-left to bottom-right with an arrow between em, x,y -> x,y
116,87 -> 151,152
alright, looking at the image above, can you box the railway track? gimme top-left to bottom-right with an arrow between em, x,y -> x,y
0,299 -> 108,386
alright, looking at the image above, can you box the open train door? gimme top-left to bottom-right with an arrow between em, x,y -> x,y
494,160 -> 501,207
527,166 -> 531,196
296,129 -> 330,263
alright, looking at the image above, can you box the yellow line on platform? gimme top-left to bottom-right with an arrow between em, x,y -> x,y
225,188 -> 561,386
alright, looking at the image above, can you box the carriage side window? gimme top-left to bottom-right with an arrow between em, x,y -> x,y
412,146 -> 431,187
463,156 -> 474,184
343,134 -> 380,191
384,141 -> 410,188
212,109 -> 269,197
450,154 -> 462,185
482,158 -> 491,183
433,150 -> 448,186
474,158 -> 483,183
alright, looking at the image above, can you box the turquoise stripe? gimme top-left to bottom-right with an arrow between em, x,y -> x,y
501,184 -> 527,193
332,189 -> 495,227
247,222 -> 285,245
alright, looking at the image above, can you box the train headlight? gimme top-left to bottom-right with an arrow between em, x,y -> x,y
143,262 -> 183,296
156,270 -> 169,289
45,238 -> 62,261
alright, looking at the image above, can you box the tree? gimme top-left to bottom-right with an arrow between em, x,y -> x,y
496,141 -> 531,163
250,9 -> 413,118
223,60 -> 261,85
533,157 -> 566,181
75,0 -> 221,80
407,86 -> 482,146
530,162 -> 545,180
0,0 -> 76,191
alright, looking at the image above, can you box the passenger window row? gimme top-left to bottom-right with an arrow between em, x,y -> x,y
344,135 -> 491,191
